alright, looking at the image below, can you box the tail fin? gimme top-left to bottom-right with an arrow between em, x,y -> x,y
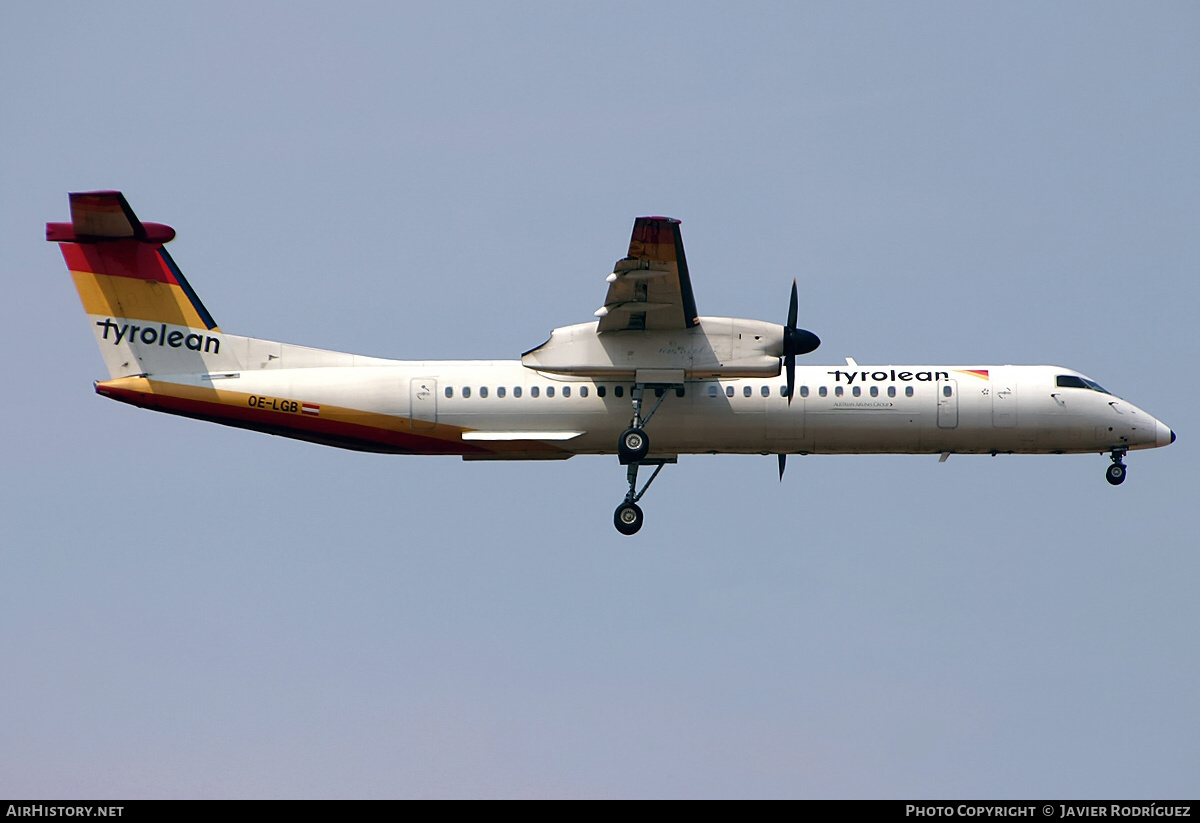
48,191 -> 240,379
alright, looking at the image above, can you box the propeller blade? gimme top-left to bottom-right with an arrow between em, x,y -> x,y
778,453 -> 787,481
787,279 -> 798,330
785,281 -> 799,404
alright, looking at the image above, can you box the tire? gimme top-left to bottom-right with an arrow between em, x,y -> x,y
614,502 -> 644,535
1106,463 -> 1126,486
618,427 -> 650,464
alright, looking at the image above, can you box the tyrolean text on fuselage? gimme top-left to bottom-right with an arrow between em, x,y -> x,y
827,369 -> 949,384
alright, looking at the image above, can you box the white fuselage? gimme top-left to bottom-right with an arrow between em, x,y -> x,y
130,350 -> 1173,459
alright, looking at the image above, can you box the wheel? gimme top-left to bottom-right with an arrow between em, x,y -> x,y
1106,463 -> 1126,486
614,502 -> 644,535
618,427 -> 650,464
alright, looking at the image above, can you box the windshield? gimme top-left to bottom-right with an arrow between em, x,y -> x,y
1056,374 -> 1110,394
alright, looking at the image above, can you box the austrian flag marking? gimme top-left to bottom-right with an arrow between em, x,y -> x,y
301,403 -> 320,416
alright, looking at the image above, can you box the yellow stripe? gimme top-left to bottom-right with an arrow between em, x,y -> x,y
71,270 -> 217,330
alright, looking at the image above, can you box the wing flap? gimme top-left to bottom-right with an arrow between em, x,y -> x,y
461,431 -> 585,441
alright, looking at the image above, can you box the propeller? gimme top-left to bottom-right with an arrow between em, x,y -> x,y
777,280 -> 820,482
781,279 -> 820,405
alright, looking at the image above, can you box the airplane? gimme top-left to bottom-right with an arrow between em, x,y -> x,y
49,191 -> 1176,535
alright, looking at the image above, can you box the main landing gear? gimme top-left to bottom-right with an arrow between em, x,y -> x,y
613,383 -> 676,535
1106,448 -> 1128,486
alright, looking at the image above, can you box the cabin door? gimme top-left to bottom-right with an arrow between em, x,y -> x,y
992,382 -> 1017,428
936,378 -> 959,428
409,378 -> 438,429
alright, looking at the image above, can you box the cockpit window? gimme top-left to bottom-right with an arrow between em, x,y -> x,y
1056,375 -> 1110,394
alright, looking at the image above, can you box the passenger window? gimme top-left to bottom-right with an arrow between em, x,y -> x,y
726,386 -> 734,398
580,386 -> 589,398
615,386 -> 624,398
654,387 -> 665,398
445,387 -> 453,399
819,386 -> 827,397
942,385 -> 953,397
514,386 -> 522,398
563,386 -> 571,398
547,386 -> 555,398
480,386 -> 488,398
835,386 -> 843,397
800,386 -> 809,398
598,385 -> 607,398
463,387 -> 471,398
497,387 -> 506,398
675,387 -> 685,398
870,386 -> 878,397
531,386 -> 539,398
887,386 -> 896,398
761,385 -> 770,397
905,386 -> 914,397
708,384 -> 719,398
852,386 -> 861,397
743,385 -> 752,398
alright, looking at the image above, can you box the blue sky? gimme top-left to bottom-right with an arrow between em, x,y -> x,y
3,2 -> 1197,798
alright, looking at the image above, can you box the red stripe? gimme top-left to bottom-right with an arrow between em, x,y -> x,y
98,384 -> 488,456
61,240 -> 178,284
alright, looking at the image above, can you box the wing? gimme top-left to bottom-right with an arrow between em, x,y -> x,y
594,217 -> 699,332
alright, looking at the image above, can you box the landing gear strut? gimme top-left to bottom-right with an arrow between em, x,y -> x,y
1106,448 -> 1128,486
613,460 -> 668,535
617,385 -> 669,465
613,382 -> 677,534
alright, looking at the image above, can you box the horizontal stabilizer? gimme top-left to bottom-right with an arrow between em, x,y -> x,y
46,191 -> 176,244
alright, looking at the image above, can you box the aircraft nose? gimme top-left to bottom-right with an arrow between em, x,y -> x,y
1156,420 -> 1175,448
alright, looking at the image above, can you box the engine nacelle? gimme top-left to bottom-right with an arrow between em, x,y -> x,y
521,317 -> 786,379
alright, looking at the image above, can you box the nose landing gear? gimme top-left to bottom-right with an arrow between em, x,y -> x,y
1106,448 -> 1128,486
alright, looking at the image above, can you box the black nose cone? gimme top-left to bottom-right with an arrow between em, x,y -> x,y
784,328 -> 821,356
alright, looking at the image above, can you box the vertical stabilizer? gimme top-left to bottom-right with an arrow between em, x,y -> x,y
48,192 -> 241,379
